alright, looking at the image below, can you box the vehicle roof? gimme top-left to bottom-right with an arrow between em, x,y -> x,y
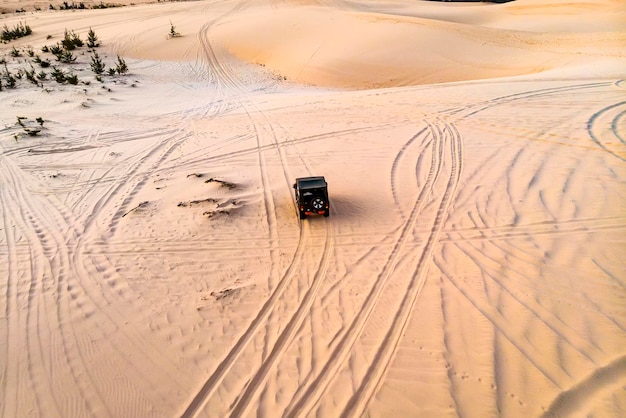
296,176 -> 327,189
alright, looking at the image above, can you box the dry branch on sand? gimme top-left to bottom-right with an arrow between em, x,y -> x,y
121,201 -> 149,217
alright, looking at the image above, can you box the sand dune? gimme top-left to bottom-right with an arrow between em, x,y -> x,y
1,0 -> 625,417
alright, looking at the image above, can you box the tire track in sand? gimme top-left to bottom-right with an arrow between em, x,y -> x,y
284,118 -> 455,417
0,155 -> 108,417
180,6 -> 340,413
341,120 -> 464,418
586,100 -> 626,162
228,221 -> 334,417
180,2 -> 325,414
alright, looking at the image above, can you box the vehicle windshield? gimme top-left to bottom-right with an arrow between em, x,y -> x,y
298,178 -> 326,190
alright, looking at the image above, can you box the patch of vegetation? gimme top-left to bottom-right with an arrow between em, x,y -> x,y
59,1 -> 87,10
16,116 -> 44,136
168,22 -> 181,38
2,63 -> 17,88
1,26 -> 131,91
24,65 -> 39,85
90,52 -> 105,75
33,55 -> 51,68
61,29 -> 83,50
50,66 -> 66,83
48,43 -> 62,56
1,22 -> 32,42
59,49 -> 77,64
115,56 -> 128,74
90,2 -> 122,9
87,28 -> 99,48
65,72 -> 78,85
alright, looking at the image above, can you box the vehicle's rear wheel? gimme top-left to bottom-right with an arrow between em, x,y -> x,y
299,211 -> 306,220
312,197 -> 325,211
323,210 -> 329,217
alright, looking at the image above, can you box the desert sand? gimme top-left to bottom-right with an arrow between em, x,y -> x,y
1,0 -> 625,417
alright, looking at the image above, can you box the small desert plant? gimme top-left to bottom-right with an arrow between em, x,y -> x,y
58,49 -> 76,64
16,116 -> 42,136
50,66 -> 66,83
37,70 -> 47,80
6,74 -> 17,87
65,72 -> 78,85
115,56 -> 127,74
10,47 -> 21,57
25,65 -> 38,85
2,65 -> 17,88
90,52 -> 105,74
48,43 -> 63,56
168,22 -> 180,38
86,27 -> 99,48
61,29 -> 83,50
33,55 -> 51,68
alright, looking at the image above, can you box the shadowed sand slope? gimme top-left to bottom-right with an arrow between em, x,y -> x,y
0,1 -> 625,417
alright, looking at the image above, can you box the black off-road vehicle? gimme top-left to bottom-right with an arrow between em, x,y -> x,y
293,176 -> 330,219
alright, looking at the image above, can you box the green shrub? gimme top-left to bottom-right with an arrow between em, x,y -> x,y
48,43 -> 62,56
169,22 -> 180,38
25,65 -> 38,84
87,28 -> 99,48
50,66 -> 65,83
65,72 -> 78,85
115,55 -> 127,74
4,72 -> 17,88
58,49 -> 76,64
61,29 -> 83,50
33,55 -> 51,68
1,22 -> 32,42
90,52 -> 105,74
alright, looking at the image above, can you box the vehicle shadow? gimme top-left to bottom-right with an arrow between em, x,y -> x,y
323,194 -> 368,220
